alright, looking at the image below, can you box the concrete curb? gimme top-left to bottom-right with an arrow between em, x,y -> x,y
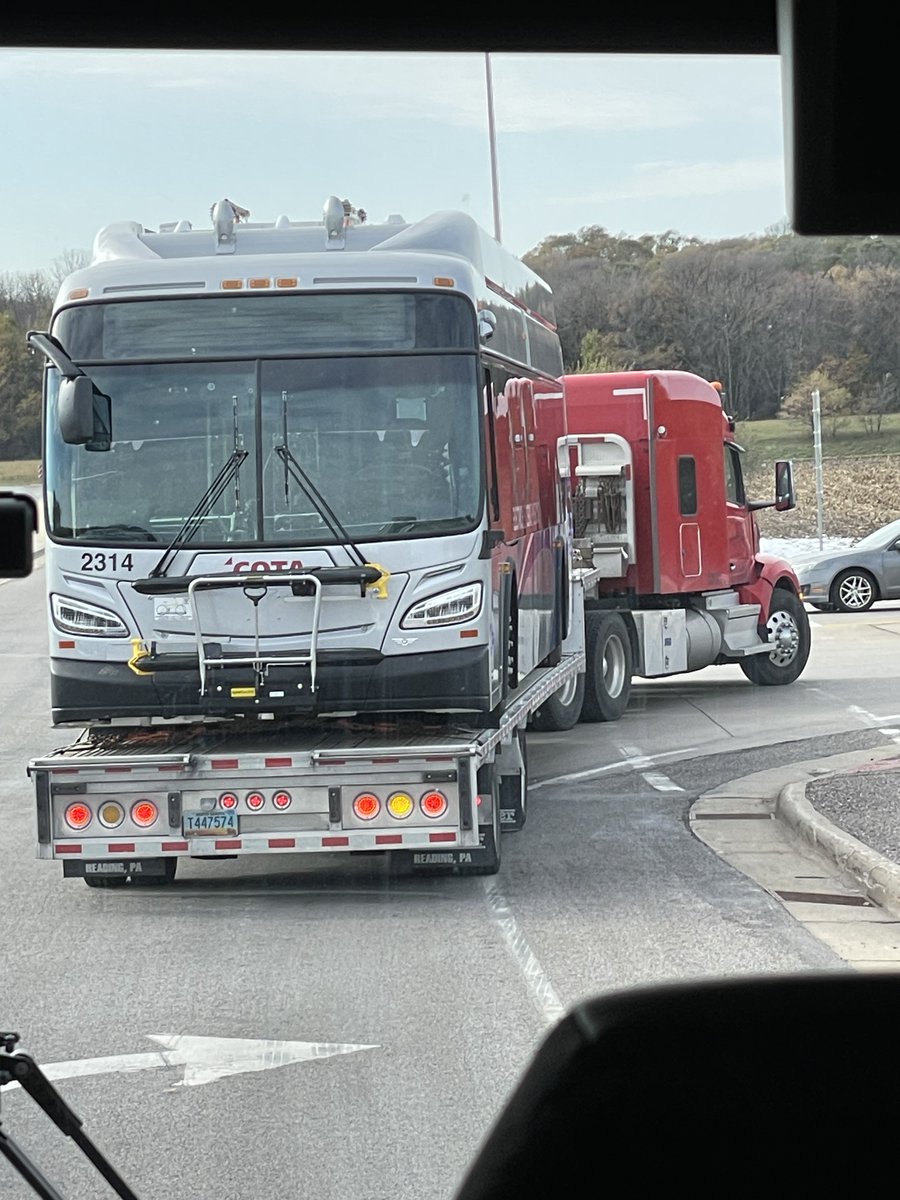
777,779 -> 900,920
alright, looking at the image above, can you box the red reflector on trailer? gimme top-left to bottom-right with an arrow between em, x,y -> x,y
56,845 -> 82,854
211,759 -> 239,769
268,838 -> 295,848
162,841 -> 188,852
375,834 -> 403,845
104,767 -> 132,773
214,839 -> 242,850
429,832 -> 457,842
265,757 -> 292,768
372,758 -> 400,764
108,843 -> 135,853
322,836 -> 349,847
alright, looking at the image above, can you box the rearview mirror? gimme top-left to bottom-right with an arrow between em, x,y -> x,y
454,972 -> 900,1196
59,376 -> 112,450
774,459 -> 795,511
0,492 -> 36,577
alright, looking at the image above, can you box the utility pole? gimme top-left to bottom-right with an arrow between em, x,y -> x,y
811,388 -> 825,549
484,52 -> 502,243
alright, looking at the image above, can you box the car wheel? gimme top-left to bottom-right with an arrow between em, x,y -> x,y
831,568 -> 877,612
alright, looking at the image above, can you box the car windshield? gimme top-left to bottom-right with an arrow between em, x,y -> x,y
4,35 -> 900,1200
856,519 -> 900,550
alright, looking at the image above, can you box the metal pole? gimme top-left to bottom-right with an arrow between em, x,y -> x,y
811,388 -> 825,549
484,52 -> 502,243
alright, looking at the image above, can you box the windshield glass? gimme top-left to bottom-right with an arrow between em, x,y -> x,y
7,38 -> 897,1200
45,352 -> 481,544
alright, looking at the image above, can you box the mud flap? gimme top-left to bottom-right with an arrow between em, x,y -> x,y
63,858 -> 172,878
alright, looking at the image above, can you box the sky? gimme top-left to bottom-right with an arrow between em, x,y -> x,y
0,49 -> 788,277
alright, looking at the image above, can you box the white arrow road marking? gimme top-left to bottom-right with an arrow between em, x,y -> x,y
2,1035 -> 379,1091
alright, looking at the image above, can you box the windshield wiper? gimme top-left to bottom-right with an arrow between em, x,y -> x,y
148,447 -> 248,578
0,1031 -> 141,1199
275,444 -> 368,569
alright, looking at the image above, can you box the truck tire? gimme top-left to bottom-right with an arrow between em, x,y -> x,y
739,588 -> 811,686
580,610 -> 633,722
530,671 -> 585,731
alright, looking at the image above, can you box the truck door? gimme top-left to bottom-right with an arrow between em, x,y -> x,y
724,443 -> 755,583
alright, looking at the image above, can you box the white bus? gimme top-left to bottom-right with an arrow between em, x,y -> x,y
30,195 -> 570,727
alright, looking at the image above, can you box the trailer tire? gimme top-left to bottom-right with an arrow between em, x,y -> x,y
530,671 -> 585,731
739,588 -> 811,686
580,610 -> 633,723
84,874 -> 128,889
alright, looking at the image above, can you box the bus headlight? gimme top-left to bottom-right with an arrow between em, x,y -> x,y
51,594 -> 129,637
401,582 -> 483,628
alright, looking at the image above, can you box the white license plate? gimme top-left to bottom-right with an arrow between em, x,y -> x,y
183,811 -> 239,836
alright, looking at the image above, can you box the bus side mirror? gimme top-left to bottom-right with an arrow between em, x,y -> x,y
59,376 -> 112,451
774,460 -> 795,511
0,492 -> 37,578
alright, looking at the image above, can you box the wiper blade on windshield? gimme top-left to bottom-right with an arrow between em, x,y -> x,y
148,448 -> 248,578
275,444 -> 368,569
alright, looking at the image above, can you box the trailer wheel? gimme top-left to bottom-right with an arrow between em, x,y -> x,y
530,671 -> 585,731
740,588 -> 811,686
580,610 -> 633,722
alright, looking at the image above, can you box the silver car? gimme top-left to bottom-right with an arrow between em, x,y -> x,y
793,518 -> 900,612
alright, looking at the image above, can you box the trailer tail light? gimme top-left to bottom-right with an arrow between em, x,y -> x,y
420,790 -> 448,819
65,802 -> 92,830
353,792 -> 380,821
246,791 -> 265,810
131,800 -> 158,827
219,792 -> 239,810
272,791 -> 292,809
386,791 -> 414,820
98,802 -> 125,828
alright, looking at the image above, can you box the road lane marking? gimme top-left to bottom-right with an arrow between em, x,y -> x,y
1,1034 -> 378,1091
530,746 -> 696,792
483,881 -> 565,1028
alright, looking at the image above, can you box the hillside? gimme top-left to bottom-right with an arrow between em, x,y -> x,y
747,454 -> 900,540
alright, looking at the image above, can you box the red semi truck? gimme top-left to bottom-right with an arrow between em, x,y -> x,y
530,369 -> 810,731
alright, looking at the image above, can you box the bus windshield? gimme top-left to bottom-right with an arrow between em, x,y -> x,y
45,352 -> 483,545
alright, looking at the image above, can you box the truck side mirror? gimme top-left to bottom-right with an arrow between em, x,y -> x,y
774,459 -> 795,511
59,376 -> 112,451
0,492 -> 37,577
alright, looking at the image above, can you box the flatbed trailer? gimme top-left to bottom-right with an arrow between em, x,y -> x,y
29,647 -> 585,887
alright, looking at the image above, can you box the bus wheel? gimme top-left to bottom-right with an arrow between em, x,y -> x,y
580,610 -> 633,722
531,671 -> 585,731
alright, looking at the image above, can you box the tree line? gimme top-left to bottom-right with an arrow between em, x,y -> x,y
3,228 -> 900,459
